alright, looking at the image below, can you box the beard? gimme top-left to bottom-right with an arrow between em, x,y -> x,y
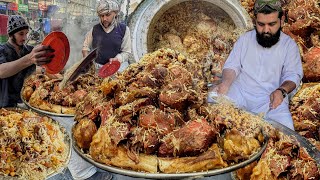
12,35 -> 24,47
101,16 -> 116,28
256,26 -> 281,48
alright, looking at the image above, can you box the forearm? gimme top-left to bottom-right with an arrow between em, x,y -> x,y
212,68 -> 237,95
0,54 -> 32,78
115,51 -> 131,63
221,68 -> 237,86
82,28 -> 93,58
269,80 -> 297,109
82,50 -> 89,57
116,27 -> 132,63
278,81 -> 296,94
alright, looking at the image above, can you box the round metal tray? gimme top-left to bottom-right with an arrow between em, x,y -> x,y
21,90 -> 74,117
0,108 -> 72,179
72,126 -> 269,179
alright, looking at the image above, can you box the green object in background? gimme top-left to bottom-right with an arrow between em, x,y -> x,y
18,4 -> 28,12
0,35 -> 8,43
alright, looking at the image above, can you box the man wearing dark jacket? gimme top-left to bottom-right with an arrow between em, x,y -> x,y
0,15 -> 54,107
82,0 -> 132,73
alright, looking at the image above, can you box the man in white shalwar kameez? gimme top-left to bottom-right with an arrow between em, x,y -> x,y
212,0 -> 303,130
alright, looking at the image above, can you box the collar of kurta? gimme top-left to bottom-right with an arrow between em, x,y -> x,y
99,20 -> 117,33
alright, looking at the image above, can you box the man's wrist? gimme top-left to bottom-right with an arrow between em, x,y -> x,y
276,87 -> 288,98
24,54 -> 33,66
115,55 -> 122,63
41,67 -> 46,74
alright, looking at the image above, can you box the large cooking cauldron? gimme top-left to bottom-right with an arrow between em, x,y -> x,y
128,0 -> 251,62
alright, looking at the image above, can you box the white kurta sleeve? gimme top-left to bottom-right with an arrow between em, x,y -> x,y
82,28 -> 93,51
281,41 -> 303,88
223,35 -> 244,77
115,26 -> 132,63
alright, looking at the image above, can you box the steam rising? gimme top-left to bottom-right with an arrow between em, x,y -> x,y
64,21 -> 91,70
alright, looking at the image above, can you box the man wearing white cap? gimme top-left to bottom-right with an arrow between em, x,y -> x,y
82,0 -> 132,72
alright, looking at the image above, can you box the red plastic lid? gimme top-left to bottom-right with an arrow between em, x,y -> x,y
98,60 -> 120,78
41,32 -> 70,74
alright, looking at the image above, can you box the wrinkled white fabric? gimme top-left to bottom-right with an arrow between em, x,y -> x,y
68,148 -> 96,180
50,116 -> 97,180
227,84 -> 294,130
222,30 -> 303,130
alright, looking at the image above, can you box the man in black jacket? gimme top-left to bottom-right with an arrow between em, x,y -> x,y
0,15 -> 54,107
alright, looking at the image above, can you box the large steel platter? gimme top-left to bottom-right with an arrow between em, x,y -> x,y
72,126 -> 269,179
0,108 -> 72,179
21,90 -> 74,117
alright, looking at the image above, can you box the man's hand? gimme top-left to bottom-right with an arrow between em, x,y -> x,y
109,58 -> 119,62
29,45 -> 54,65
47,73 -> 63,79
210,82 -> 230,95
209,69 -> 236,95
269,81 -> 296,109
269,89 -> 284,109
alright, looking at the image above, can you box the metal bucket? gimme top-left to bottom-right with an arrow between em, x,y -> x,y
128,0 -> 252,62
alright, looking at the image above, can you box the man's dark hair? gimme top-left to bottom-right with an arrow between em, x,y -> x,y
254,5 -> 283,19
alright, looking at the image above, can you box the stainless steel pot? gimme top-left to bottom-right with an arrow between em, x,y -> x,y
128,0 -> 252,61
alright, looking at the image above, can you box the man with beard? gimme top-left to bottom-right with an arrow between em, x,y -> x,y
82,0 -> 132,73
210,0 -> 303,130
0,15 -> 54,107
